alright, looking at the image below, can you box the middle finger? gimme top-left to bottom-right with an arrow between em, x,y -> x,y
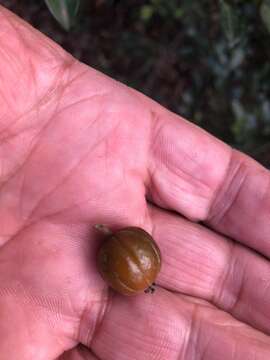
150,205 -> 270,335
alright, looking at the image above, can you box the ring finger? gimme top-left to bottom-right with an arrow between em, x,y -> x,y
150,204 -> 270,335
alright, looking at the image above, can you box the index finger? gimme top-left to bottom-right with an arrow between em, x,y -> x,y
146,105 -> 270,257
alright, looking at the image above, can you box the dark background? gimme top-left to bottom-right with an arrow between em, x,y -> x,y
1,0 -> 270,167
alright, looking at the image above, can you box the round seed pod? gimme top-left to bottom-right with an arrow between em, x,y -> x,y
96,226 -> 161,296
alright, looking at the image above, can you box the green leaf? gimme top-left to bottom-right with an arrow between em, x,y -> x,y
44,0 -> 80,31
219,0 -> 240,46
260,0 -> 270,33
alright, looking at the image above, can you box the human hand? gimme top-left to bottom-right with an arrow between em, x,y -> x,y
1,6 -> 270,360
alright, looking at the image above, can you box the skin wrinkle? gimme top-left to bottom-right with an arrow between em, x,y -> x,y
0,71 -> 14,112
200,338 -> 212,360
26,177 -> 123,227
0,68 -> 90,148
0,23 -> 9,40
169,148 -> 208,190
0,122 -> 50,196
19,171 -> 27,222
153,167 -> 210,214
3,7 -> 31,52
207,150 -> 248,226
249,347 -> 257,360
136,109 -> 158,194
23,307 -> 37,357
0,121 -> 43,190
218,245 -> 270,335
78,345 -> 101,360
143,111 -> 158,192
0,203 -> 35,252
168,256 -> 213,293
78,302 -> 96,347
50,308 -> 78,353
0,68 -> 95,245
0,147 -> 3,182
102,119 -> 132,191
150,113 -> 212,197
0,90 -> 48,141
0,105 -> 60,220
259,172 -> 270,214
28,55 -> 38,105
147,167 -> 169,211
150,116 -> 166,161
212,241 -> 243,312
211,239 -> 234,308
230,341 -> 238,360
0,279 -> 57,315
226,248 -> 247,316
148,127 -> 213,223
164,158 -> 212,196
54,92 -> 111,119
187,304 -> 269,360
0,54 -> 77,141
0,122 -> 42,184
261,277 -> 270,302
83,291 -> 114,349
0,44 -> 22,78
0,65 -> 73,188
35,58 -> 78,108
182,303 -> 200,360
101,295 -> 167,357
0,285 -> 59,352
1,266 -> 79,352
22,109 -> 120,226
1,5 -> 67,67
0,162 -> 125,253
0,112 -> 41,143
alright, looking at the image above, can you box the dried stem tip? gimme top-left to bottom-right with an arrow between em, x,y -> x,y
94,224 -> 113,236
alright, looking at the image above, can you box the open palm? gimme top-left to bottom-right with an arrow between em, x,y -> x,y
1,6 -> 270,360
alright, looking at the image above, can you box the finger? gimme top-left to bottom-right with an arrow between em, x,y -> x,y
58,346 -> 99,360
150,205 -> 270,335
147,107 -> 270,257
83,288 -> 270,360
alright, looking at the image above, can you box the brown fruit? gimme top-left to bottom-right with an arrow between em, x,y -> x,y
96,226 -> 161,296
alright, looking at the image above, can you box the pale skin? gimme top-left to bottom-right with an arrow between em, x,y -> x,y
1,5 -> 270,360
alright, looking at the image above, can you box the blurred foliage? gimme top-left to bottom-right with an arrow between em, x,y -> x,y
261,0 -> 270,33
44,0 -> 80,31
2,0 -> 270,166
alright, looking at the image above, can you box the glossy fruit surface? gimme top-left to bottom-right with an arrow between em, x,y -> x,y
97,226 -> 161,296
